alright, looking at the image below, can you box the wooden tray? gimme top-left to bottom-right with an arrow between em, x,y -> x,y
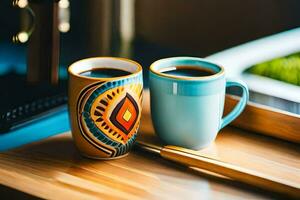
224,95 -> 300,143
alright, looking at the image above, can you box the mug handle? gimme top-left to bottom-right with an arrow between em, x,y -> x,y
220,79 -> 249,130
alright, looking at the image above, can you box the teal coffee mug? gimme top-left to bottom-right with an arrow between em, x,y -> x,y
149,57 -> 249,149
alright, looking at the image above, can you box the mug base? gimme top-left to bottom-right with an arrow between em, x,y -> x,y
80,152 -> 129,160
187,142 -> 213,150
159,135 -> 214,150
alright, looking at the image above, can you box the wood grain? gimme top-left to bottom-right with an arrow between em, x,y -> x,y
160,147 -> 299,198
137,135 -> 300,198
0,133 -> 273,200
138,90 -> 300,198
224,95 -> 300,143
0,90 -> 298,199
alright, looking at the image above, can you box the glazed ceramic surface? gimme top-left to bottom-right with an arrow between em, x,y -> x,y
150,57 -> 248,149
68,57 -> 143,159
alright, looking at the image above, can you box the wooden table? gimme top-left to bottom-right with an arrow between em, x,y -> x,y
0,92 -> 298,199
1,126 -> 298,199
0,131 -> 282,200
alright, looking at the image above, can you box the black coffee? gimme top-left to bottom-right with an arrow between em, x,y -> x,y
80,68 -> 131,78
161,66 -> 215,77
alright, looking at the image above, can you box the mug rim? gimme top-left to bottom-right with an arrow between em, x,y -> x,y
149,57 -> 225,81
68,57 -> 143,81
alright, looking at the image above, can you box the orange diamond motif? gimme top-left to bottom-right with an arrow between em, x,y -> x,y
110,93 -> 139,134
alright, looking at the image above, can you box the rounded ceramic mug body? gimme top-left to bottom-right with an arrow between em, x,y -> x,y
150,57 -> 227,149
68,57 -> 143,159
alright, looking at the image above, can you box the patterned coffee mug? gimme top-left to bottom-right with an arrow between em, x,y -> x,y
68,57 -> 143,159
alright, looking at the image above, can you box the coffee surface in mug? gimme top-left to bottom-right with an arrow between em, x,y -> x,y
161,66 -> 215,77
80,68 -> 131,78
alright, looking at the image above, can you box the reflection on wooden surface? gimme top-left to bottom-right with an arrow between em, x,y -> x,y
0,133 -> 273,199
139,114 -> 300,197
138,93 -> 300,197
139,113 -> 300,186
0,91 -> 298,199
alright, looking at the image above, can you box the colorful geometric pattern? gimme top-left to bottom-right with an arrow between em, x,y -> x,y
76,74 -> 143,158
110,93 -> 139,134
